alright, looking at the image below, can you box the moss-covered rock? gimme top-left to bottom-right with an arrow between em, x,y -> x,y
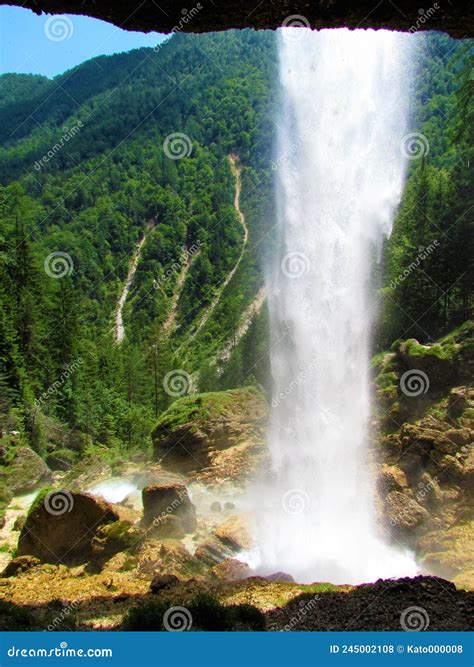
0,442 -> 51,494
18,491 -> 119,565
152,387 -> 268,482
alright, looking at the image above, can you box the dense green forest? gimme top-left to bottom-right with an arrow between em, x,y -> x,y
0,29 -> 471,467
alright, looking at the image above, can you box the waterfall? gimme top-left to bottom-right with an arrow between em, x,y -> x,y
258,28 -> 417,584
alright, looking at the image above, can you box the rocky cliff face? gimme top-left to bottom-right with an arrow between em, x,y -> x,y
372,321 -> 473,589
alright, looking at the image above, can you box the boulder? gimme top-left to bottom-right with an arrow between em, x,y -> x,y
265,571 -> 295,583
136,539 -> 205,579
213,515 -> 253,552
385,491 -> 429,531
90,520 -> 142,561
1,555 -> 41,578
151,387 -> 268,480
0,446 -> 51,494
146,514 -> 185,539
194,537 -> 234,566
377,464 -> 408,494
142,484 -> 196,532
18,491 -> 119,564
150,573 -> 179,593
447,387 -> 469,418
211,558 -> 251,581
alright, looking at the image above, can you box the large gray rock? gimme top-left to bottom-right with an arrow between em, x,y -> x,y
142,484 -> 196,533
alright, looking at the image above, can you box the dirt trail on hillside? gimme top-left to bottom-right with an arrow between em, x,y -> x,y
114,222 -> 153,344
186,155 -> 248,345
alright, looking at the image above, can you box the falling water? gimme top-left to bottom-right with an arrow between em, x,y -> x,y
258,28 -> 417,584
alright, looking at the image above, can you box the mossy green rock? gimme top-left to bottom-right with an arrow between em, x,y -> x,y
0,443 -> 51,495
151,387 -> 268,476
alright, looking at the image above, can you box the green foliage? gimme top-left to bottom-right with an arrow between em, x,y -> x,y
379,35 -> 473,347
0,29 -> 470,466
0,30 -> 276,460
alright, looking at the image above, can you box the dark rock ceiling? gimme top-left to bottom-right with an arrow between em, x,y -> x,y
3,1 -> 473,38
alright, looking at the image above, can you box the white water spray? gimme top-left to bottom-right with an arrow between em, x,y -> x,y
257,28 -> 417,584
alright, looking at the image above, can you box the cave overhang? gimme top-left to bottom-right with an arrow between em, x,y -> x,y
2,1 -> 472,38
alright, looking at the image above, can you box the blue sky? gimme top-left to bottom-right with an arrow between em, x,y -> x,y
0,7 -> 167,78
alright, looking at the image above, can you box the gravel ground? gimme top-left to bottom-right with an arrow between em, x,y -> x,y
265,576 -> 474,631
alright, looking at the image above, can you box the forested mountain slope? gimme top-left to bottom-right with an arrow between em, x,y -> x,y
0,29 -> 471,469
0,30 -> 277,460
